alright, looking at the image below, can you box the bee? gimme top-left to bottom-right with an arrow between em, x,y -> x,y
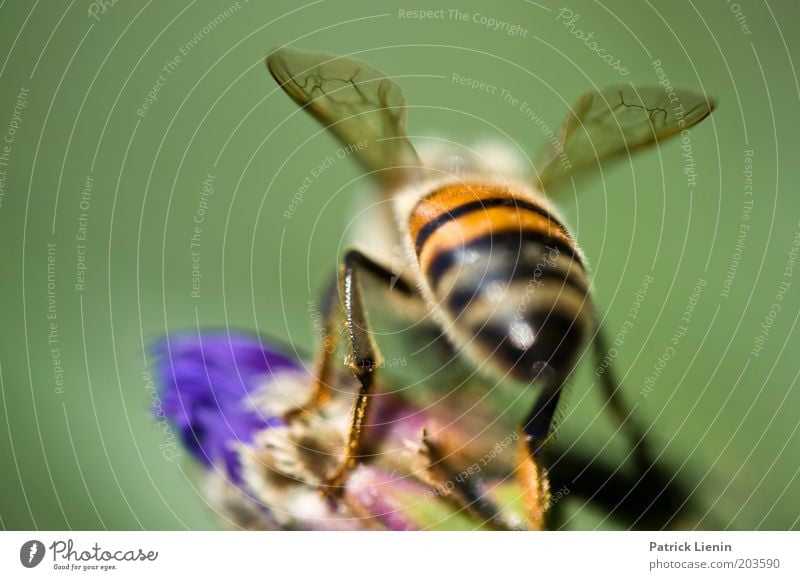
267,48 -> 715,527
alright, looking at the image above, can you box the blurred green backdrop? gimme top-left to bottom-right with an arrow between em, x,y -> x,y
0,0 -> 798,530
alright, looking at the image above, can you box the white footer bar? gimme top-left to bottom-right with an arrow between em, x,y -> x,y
1,531 -> 797,579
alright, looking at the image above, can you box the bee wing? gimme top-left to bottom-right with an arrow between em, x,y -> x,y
267,48 -> 421,189
536,85 -> 716,192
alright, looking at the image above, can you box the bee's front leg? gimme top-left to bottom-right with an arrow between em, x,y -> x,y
313,249 -> 419,496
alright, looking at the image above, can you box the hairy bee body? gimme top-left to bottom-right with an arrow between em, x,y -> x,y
266,48 -> 715,524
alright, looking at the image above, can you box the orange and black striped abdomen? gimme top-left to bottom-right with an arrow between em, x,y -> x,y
410,183 -> 592,383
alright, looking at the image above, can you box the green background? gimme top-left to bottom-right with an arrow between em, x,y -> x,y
1,0 -> 798,530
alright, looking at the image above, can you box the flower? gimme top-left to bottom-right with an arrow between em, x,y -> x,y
154,332 -> 549,530
154,333 -> 297,481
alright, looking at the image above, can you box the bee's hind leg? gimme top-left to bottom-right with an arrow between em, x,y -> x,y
584,323 -> 691,526
313,249 -> 421,496
516,369 -> 566,529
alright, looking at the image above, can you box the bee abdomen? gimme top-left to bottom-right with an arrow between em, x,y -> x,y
437,232 -> 590,382
473,306 -> 588,382
410,183 -> 591,381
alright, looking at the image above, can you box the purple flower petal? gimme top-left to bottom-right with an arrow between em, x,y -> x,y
153,332 -> 302,480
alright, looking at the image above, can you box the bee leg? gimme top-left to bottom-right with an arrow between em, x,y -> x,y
542,444 -> 694,529
289,255 -> 418,421
516,370 -> 565,529
522,367 -> 564,458
587,324 -> 693,526
320,249 -> 419,496
284,279 -> 338,422
416,429 -> 516,530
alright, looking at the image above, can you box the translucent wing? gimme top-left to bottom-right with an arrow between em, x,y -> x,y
267,48 -> 420,189
536,85 -> 716,191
